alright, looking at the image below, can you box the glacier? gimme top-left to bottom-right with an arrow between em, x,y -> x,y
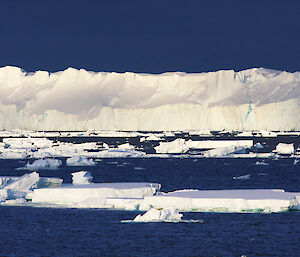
0,66 -> 299,131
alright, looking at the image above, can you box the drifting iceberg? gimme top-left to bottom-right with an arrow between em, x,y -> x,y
0,66 -> 299,131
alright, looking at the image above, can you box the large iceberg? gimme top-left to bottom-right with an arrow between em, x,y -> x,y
0,66 -> 299,131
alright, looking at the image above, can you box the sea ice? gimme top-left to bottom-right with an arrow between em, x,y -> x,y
24,158 -> 62,170
4,172 -> 39,191
132,207 -> 183,223
93,149 -> 146,158
139,189 -> 299,213
66,156 -> 96,166
117,143 -> 135,150
274,143 -> 294,154
30,182 -> 161,206
155,139 -> 189,154
72,171 -> 93,185
233,175 -> 251,180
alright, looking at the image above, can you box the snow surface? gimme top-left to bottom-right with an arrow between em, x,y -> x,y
0,66 -> 299,131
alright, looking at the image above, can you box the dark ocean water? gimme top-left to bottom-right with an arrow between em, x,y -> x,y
0,157 -> 299,257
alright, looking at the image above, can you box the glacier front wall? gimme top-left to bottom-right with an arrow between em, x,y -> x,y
0,66 -> 299,131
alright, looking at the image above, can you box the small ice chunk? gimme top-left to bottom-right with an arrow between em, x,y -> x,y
4,172 -> 39,191
254,142 -> 264,149
117,143 -> 135,150
132,207 -> 183,223
66,156 -> 96,166
274,143 -> 294,154
35,177 -> 63,188
255,161 -> 268,166
293,159 -> 299,165
155,139 -> 189,154
24,158 -> 62,170
233,175 -> 251,180
1,198 -> 27,205
0,189 -> 8,202
71,171 -> 93,185
140,134 -> 162,142
0,177 -> 18,188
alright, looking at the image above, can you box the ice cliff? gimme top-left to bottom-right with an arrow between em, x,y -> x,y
0,66 -> 299,131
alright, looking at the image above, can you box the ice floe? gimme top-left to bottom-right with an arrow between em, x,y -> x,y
30,182 -> 161,207
139,189 -> 300,213
131,207 -> 183,223
1,172 -> 300,213
274,143 -> 294,154
66,156 -> 96,166
233,174 -> 251,180
72,171 -> 93,185
23,158 -> 62,170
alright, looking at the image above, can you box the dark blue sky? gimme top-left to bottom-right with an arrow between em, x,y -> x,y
0,0 -> 299,73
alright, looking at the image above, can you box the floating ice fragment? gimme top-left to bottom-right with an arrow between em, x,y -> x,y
155,139 -> 189,154
233,175 -> 251,180
66,156 -> 96,166
255,161 -> 269,166
71,171 -> 93,185
24,158 -> 62,170
132,207 -> 183,223
254,142 -> 264,149
274,143 -> 294,154
4,172 -> 39,191
117,143 -> 135,150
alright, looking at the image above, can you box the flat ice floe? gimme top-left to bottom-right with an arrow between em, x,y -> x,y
139,189 -> 300,213
29,181 -> 161,207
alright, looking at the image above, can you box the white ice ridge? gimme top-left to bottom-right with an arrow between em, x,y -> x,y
0,66 -> 299,131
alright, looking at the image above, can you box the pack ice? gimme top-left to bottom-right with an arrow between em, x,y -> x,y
25,173 -> 300,213
1,171 -> 300,213
0,66 -> 299,131
0,172 -> 62,204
